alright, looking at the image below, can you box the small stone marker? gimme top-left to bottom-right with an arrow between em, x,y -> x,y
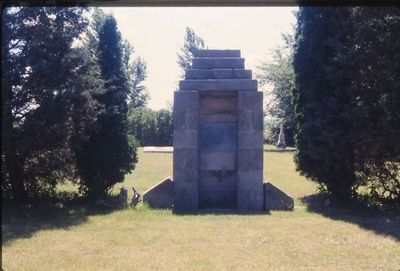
143,177 -> 173,209
276,124 -> 286,149
264,182 -> 294,210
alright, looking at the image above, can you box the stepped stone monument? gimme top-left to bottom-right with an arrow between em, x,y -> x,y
173,49 -> 264,213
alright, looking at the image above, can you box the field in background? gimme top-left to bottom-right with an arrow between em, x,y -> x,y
2,146 -> 399,270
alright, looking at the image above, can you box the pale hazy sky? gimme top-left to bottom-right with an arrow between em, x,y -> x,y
103,7 -> 298,109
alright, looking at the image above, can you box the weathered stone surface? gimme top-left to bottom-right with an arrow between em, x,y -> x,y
238,91 -> 263,110
199,189 -> 236,209
238,150 -> 263,170
186,69 -> 251,79
143,177 -> 173,209
238,130 -> 263,150
238,110 -> 263,130
192,58 -> 244,69
197,49 -> 241,58
237,188 -> 264,211
200,92 -> 237,113
199,170 -> 237,190
200,123 -> 237,151
173,149 -> 198,171
200,151 -> 236,170
173,187 -> 198,212
174,90 -> 199,111
237,170 -> 263,188
173,49 -> 264,212
180,79 -> 257,91
173,130 -> 197,149
264,182 -> 294,210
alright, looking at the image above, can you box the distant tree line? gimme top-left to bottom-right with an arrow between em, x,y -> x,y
128,107 -> 173,147
293,7 -> 400,203
2,7 -> 148,202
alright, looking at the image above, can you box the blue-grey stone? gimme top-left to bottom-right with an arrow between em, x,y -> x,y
192,58 -> 244,69
200,123 -> 237,151
185,69 -> 252,79
197,50 -> 241,58
180,79 -> 257,91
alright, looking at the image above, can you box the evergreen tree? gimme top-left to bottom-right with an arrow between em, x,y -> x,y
1,7 -> 93,201
177,27 -> 206,77
75,13 -> 137,199
293,7 -> 356,198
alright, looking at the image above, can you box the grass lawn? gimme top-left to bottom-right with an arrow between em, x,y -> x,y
2,146 -> 400,270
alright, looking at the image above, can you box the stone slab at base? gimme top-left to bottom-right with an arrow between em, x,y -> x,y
143,177 -> 173,209
264,182 -> 294,210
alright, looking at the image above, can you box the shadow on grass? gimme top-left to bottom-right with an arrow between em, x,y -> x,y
2,198 -> 118,246
301,193 -> 400,241
174,208 -> 271,216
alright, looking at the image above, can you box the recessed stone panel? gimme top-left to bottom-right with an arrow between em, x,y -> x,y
200,151 -> 236,171
199,189 -> 237,209
199,170 -> 237,191
200,123 -> 237,151
179,79 -> 257,91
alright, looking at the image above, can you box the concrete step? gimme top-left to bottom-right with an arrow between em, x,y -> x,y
179,79 -> 257,91
197,49 -> 241,58
185,69 -> 252,79
192,58 -> 245,69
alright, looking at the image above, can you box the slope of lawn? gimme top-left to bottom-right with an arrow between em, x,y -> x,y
2,146 -> 399,271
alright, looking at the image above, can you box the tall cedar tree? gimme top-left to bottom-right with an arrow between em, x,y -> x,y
1,7 -> 96,201
75,14 -> 137,199
293,7 -> 357,198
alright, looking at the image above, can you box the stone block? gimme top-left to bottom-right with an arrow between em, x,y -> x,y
237,170 -> 263,188
200,92 -> 237,114
199,123 -> 237,151
185,69 -> 252,79
174,90 -> 199,111
199,170 -> 237,190
173,110 -> 198,130
179,79 -> 257,91
173,187 -> 198,213
237,188 -> 264,211
173,130 -> 197,149
197,50 -> 241,58
238,91 -> 263,110
264,182 -> 294,210
238,110 -> 263,130
200,151 -> 236,171
143,177 -> 173,209
238,150 -> 263,170
173,167 -> 198,188
199,189 -> 237,209
200,113 -> 237,123
192,58 -> 244,69
173,149 -> 198,171
238,130 -> 264,150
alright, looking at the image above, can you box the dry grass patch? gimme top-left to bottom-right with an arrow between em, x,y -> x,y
2,146 -> 400,270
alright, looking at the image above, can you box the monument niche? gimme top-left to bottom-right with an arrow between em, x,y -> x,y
173,49 -> 264,212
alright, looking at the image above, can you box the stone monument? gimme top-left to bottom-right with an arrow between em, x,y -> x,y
173,49 -> 264,213
276,124 -> 286,149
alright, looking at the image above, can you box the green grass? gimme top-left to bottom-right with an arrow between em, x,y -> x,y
2,146 -> 400,270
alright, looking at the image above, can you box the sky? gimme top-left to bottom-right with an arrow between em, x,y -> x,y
103,7 -> 298,109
